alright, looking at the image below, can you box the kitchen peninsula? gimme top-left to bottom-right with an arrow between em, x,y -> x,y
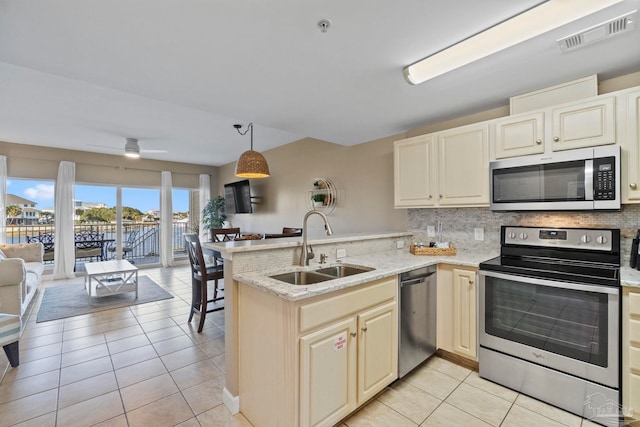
205,232 -> 496,426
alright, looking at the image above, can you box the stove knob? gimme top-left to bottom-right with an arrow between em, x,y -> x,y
596,235 -> 607,244
508,232 -> 516,240
519,232 -> 528,240
580,235 -> 591,243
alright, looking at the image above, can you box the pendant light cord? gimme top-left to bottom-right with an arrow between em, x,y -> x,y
235,122 -> 254,150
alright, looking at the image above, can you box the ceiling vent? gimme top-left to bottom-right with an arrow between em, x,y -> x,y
557,10 -> 636,51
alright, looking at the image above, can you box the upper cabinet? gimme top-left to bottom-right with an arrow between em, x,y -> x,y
394,123 -> 489,208
393,134 -> 436,207
551,96 -> 616,151
493,96 -> 617,159
493,112 -> 545,159
623,88 -> 640,202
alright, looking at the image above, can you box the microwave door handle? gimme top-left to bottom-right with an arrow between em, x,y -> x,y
585,159 -> 594,201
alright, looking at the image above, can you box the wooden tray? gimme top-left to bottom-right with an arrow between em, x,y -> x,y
410,245 -> 457,256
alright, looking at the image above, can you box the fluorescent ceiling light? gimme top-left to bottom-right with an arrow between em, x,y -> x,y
403,0 -> 624,85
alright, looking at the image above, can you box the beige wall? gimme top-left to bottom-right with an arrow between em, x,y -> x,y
0,141 -> 217,190
217,71 -> 640,237
218,136 -> 408,237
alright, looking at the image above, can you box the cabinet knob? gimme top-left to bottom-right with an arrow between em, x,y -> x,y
361,326 -> 368,332
553,136 -> 560,142
631,183 -> 637,190
439,194 -> 443,199
350,332 -> 357,338
428,195 -> 432,199
536,139 -> 542,145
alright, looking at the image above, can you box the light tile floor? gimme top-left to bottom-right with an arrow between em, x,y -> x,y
0,265 -> 633,426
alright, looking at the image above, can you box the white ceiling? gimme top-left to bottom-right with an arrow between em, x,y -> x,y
0,0 -> 639,166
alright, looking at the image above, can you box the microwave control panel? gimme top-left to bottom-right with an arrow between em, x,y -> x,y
594,156 -> 616,200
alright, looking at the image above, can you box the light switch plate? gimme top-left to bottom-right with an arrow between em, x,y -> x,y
336,248 -> 347,258
427,226 -> 435,237
397,240 -> 404,249
474,227 -> 484,241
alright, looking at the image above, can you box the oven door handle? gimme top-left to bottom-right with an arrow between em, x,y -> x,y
478,270 -> 619,295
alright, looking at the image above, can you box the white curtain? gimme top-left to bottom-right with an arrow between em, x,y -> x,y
0,156 -> 7,244
160,171 -> 174,267
53,161 -> 76,279
199,174 -> 210,243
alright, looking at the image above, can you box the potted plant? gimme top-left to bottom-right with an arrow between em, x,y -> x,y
312,193 -> 325,207
202,196 -> 227,240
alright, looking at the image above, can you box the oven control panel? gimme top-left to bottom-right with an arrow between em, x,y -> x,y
503,226 -> 614,251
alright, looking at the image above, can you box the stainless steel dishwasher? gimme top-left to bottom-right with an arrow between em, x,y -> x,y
398,265 -> 437,378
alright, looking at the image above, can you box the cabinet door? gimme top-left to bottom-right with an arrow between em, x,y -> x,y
438,123 -> 489,206
300,318 -> 357,427
357,301 -> 398,403
452,268 -> 477,359
394,134 -> 436,207
551,96 -> 616,151
625,89 -> 640,201
494,112 -> 545,159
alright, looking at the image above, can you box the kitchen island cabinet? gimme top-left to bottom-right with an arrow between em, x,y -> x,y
238,276 -> 397,427
437,263 -> 478,361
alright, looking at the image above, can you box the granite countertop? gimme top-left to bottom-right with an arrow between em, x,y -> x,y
622,266 -> 640,288
234,247 -> 499,301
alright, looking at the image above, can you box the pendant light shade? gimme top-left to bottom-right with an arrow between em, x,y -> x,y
234,123 -> 270,178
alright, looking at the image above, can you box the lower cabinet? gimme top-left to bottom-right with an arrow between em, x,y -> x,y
437,264 -> 478,360
238,277 -> 398,427
623,287 -> 640,420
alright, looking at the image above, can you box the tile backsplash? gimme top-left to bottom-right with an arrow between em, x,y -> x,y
408,205 -> 640,264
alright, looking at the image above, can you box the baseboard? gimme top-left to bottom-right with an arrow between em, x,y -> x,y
223,387 -> 240,414
436,349 -> 479,371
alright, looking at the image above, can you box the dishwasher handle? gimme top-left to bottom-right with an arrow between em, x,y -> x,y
400,275 -> 435,287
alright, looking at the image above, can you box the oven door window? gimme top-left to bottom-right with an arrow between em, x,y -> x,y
484,276 -> 608,367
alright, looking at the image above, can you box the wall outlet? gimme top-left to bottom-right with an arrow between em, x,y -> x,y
427,226 -> 435,237
474,227 -> 484,241
396,240 -> 404,249
336,248 -> 347,258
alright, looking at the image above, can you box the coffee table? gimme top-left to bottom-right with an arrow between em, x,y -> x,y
84,260 -> 138,305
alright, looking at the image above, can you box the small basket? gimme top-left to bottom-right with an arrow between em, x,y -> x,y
410,245 -> 457,256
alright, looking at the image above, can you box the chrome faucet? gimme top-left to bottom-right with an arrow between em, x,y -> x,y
300,210 -> 333,266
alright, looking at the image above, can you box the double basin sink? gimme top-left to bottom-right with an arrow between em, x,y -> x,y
270,264 -> 374,285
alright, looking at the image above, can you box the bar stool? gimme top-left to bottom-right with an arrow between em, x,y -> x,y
184,234 -> 224,333
0,313 -> 20,367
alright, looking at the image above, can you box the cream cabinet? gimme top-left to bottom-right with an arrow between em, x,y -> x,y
493,112 -> 545,159
437,264 -> 478,360
238,277 -> 398,427
493,96 -> 616,159
394,134 -> 436,207
623,287 -> 640,420
394,122 -> 489,208
623,88 -> 640,202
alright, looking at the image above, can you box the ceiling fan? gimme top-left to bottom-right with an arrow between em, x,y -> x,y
88,138 -> 168,159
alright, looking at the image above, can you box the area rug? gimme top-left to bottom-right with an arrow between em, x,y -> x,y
36,275 -> 174,323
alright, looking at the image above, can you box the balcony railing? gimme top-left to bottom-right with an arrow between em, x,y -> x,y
5,221 -> 190,265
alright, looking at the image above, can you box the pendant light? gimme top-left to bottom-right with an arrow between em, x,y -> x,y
234,122 -> 270,178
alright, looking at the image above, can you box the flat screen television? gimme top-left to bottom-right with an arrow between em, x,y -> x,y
224,180 -> 253,214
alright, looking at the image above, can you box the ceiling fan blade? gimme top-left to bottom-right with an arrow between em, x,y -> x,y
87,144 -> 120,151
140,149 -> 168,153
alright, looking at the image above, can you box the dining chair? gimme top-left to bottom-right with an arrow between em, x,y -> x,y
184,233 -> 224,332
211,228 -> 241,242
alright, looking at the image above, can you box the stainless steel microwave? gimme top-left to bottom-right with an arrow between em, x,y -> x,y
490,145 -> 620,211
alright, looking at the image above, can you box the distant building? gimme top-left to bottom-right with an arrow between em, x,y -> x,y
6,194 -> 38,225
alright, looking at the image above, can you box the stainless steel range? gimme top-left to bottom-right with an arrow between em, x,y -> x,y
479,226 -> 621,426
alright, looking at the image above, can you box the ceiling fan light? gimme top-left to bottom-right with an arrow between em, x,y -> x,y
124,150 -> 140,159
235,150 -> 270,178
